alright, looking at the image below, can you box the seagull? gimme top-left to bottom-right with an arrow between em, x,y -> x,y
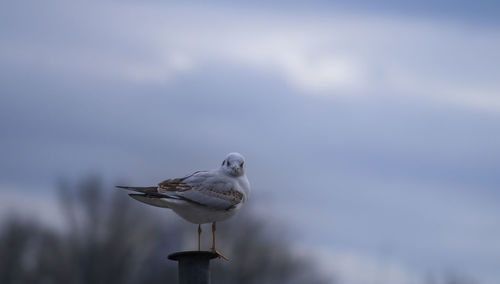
116,152 -> 250,260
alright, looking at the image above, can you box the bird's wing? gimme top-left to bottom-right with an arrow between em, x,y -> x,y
115,185 -> 168,198
157,171 -> 206,192
157,171 -> 244,210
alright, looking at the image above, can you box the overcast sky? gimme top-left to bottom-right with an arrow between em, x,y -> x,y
1,1 -> 500,283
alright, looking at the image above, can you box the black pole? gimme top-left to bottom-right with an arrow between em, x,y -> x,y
168,251 -> 218,284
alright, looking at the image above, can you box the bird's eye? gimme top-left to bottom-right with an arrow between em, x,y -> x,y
222,160 -> 225,166
240,162 -> 244,167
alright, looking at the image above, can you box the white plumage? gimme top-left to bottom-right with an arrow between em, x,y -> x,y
116,152 -> 250,258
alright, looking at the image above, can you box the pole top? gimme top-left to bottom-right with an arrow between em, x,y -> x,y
168,251 -> 219,284
168,251 -> 219,261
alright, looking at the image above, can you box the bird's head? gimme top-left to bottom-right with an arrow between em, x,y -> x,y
221,152 -> 246,177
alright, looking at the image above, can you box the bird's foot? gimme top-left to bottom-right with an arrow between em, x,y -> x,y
211,248 -> 229,261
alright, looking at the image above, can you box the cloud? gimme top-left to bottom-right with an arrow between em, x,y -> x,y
310,247 -> 421,284
2,1 -> 500,110
2,1 -> 500,283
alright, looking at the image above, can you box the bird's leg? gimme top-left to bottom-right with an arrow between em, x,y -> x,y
198,224 -> 201,251
211,222 -> 229,261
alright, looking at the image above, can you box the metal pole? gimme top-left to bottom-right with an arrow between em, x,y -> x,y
168,251 -> 218,284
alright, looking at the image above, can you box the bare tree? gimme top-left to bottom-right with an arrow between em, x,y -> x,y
0,176 -> 331,284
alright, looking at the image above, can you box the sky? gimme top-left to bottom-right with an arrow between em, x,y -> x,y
1,0 -> 500,283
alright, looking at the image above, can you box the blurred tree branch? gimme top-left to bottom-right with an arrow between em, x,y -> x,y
0,176 -> 331,284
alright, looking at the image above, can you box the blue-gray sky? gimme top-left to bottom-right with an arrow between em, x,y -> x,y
1,1 -> 500,283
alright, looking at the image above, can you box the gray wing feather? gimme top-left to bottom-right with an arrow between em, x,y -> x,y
167,172 -> 244,210
175,189 -> 237,210
121,171 -> 244,210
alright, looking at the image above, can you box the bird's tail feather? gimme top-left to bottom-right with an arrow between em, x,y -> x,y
129,194 -> 172,208
116,185 -> 158,194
